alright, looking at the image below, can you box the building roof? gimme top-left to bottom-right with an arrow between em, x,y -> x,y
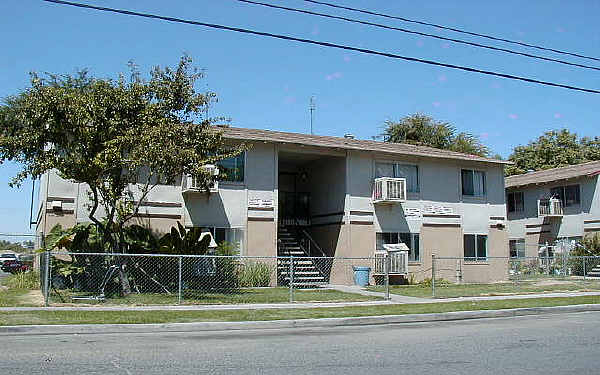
505,160 -> 600,188
219,126 -> 511,165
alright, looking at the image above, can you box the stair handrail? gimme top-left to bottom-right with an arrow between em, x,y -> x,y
292,217 -> 327,258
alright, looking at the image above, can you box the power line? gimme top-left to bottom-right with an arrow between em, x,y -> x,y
41,0 -> 600,94
303,0 -> 600,63
233,0 -> 600,72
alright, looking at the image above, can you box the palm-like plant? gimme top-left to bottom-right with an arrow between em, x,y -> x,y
158,222 -> 212,255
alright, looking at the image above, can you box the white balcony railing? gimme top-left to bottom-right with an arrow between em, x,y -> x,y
537,198 -> 563,217
372,177 -> 407,204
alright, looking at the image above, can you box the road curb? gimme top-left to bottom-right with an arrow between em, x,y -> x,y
1,303 -> 599,335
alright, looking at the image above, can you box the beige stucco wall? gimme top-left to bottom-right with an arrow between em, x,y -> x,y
42,211 -> 77,237
407,224 -> 509,284
461,226 -> 508,283
328,223 -> 375,285
415,224 -> 462,282
246,219 -> 276,257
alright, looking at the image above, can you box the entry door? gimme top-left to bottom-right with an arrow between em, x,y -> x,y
279,191 -> 310,226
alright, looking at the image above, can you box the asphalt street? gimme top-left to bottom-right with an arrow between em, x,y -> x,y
1,312 -> 599,374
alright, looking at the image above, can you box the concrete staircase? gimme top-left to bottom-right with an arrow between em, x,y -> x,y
586,266 -> 600,278
277,226 -> 327,287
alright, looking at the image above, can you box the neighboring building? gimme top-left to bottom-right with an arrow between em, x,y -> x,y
505,161 -> 600,258
36,126 -> 510,284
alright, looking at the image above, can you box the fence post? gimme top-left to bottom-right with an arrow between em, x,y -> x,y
545,242 -> 550,275
178,256 -> 183,305
289,256 -> 294,303
384,253 -> 390,301
431,253 -> 436,298
43,250 -> 50,307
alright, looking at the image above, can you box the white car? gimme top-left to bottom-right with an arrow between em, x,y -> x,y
0,253 -> 18,265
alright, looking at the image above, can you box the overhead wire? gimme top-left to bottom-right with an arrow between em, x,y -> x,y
302,0 -> 600,63
41,0 -> 600,94
232,0 -> 600,71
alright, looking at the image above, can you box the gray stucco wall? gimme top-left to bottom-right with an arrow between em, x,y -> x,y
37,140 -> 508,258
506,175 -> 599,240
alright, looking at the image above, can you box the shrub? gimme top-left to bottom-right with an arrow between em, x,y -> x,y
418,277 -> 451,287
239,262 -> 272,287
3,271 -> 40,289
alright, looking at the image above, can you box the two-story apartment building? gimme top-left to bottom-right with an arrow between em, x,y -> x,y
36,126 -> 511,284
505,161 -> 600,258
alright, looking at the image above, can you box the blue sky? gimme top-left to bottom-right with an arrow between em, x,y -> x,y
1,0 -> 599,234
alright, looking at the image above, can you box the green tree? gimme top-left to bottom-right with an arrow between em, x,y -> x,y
505,129 -> 600,176
0,56 -> 243,293
379,114 -> 489,157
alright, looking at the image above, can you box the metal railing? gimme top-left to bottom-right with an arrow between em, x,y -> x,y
538,198 -> 563,217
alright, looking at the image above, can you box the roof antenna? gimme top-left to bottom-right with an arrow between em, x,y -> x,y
309,96 -> 316,135
201,67 -> 209,121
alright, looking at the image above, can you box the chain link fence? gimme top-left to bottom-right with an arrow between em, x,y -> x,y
430,254 -> 600,299
41,252 -> 395,306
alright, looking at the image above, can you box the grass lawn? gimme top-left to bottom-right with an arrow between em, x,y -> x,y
49,287 -> 380,306
368,280 -> 600,299
0,295 -> 598,326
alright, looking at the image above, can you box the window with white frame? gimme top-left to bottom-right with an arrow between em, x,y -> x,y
203,227 -> 244,254
376,232 -> 420,262
461,169 -> 486,197
507,191 -> 524,213
509,239 -> 525,258
464,234 -> 487,261
375,162 -> 419,193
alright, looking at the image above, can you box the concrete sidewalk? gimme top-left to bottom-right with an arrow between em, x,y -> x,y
1,290 -> 598,312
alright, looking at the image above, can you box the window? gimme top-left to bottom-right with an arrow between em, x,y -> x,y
217,152 -> 245,182
464,234 -> 487,261
376,232 -> 420,261
509,239 -> 525,258
204,227 -> 244,254
507,191 -> 524,213
550,184 -> 580,207
461,169 -> 486,197
375,162 -> 419,193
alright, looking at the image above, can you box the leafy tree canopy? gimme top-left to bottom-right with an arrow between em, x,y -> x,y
505,129 -> 600,176
0,55 -> 244,249
379,114 -> 489,157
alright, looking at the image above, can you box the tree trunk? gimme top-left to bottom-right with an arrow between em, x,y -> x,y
118,261 -> 132,296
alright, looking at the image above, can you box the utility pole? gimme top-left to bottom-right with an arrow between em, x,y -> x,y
309,96 -> 316,135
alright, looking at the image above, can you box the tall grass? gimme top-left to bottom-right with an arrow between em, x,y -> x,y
238,263 -> 271,287
3,271 -> 40,290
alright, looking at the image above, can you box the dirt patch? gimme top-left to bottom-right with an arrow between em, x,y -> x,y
533,280 -> 576,287
24,290 -> 45,306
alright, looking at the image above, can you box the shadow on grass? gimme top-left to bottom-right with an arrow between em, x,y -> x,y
49,287 -> 380,306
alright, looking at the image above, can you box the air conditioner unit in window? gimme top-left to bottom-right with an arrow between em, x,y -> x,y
182,165 -> 220,194
372,177 -> 407,204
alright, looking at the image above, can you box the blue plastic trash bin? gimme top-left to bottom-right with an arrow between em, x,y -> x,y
353,266 -> 371,286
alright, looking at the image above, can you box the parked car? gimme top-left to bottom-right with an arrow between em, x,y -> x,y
0,253 -> 18,265
1,259 -> 30,274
